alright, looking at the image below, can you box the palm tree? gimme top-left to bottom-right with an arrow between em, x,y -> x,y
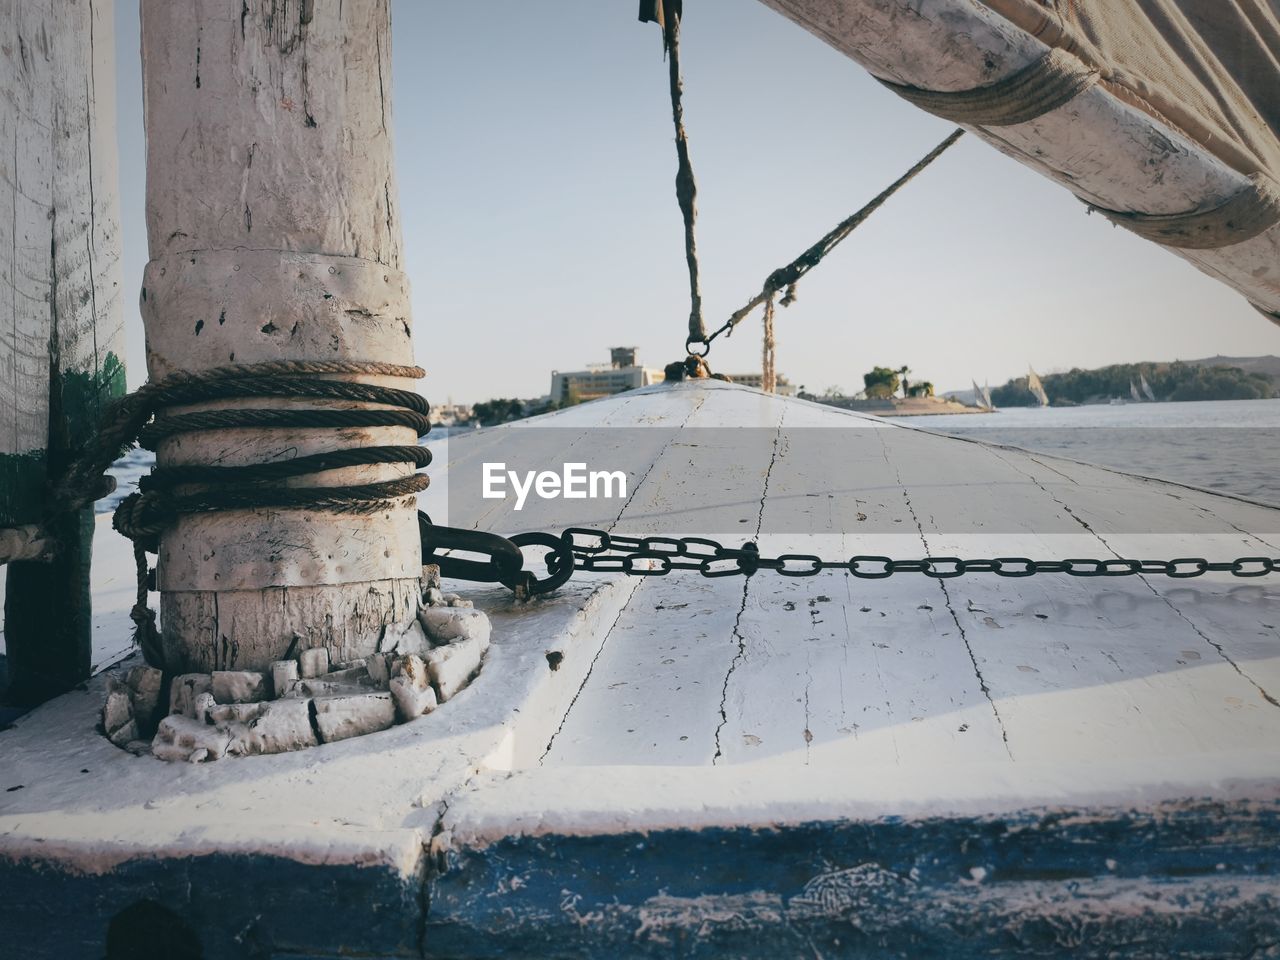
898,365 -> 911,399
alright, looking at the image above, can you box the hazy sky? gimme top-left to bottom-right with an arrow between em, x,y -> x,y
113,0 -> 1279,401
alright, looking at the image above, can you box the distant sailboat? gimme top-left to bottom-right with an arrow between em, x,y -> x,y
1027,367 -> 1049,407
1141,373 -> 1156,402
1130,380 -> 1143,402
972,379 -> 993,410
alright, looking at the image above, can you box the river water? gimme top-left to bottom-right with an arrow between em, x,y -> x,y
907,397 -> 1280,507
100,400 -> 1280,514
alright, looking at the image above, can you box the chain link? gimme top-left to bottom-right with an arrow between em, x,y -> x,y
562,529 -> 1280,581
421,516 -> 1279,598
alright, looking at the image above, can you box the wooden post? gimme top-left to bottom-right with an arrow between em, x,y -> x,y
1,0 -> 127,704
140,0 -> 425,674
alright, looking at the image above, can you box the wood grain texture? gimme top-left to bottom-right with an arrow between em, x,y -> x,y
1,0 -> 125,702
141,0 -> 401,266
1,0 -> 125,515
141,0 -> 423,671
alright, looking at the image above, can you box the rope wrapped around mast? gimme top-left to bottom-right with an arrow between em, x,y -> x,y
59,359 -> 432,668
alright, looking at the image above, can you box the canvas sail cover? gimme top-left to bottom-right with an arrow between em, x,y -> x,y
980,1 -> 1279,185
758,0 -> 1280,320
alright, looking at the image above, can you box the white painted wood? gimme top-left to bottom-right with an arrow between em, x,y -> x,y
3,382 -> 1278,877
755,0 -> 1280,316
541,575 -> 748,765
428,381 -> 1280,776
141,251 -> 413,378
0,0 -> 125,513
140,0 -> 424,671
0,575 -> 639,875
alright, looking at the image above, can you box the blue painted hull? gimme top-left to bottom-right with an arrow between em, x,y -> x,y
5,799 -> 1278,958
427,801 -> 1280,958
0,853 -> 423,959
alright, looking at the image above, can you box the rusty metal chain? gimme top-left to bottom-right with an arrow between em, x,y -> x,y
419,517 -> 1280,599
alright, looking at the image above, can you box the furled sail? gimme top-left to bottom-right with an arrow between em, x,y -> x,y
758,0 -> 1280,322
1027,367 -> 1049,407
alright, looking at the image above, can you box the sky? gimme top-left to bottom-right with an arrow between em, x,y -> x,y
112,0 -> 1280,402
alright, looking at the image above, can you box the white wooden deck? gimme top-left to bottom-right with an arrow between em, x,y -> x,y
421,379 -> 1280,789
3,376 -> 1278,873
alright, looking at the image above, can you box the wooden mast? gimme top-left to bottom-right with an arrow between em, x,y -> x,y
140,0 -> 425,673
1,0 -> 126,704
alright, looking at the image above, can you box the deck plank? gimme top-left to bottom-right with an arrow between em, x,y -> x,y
480,382 -> 1280,773
541,576 -> 744,765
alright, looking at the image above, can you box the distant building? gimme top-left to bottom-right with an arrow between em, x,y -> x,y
551,348 -> 664,404
609,346 -> 638,369
431,402 -> 473,426
727,373 -> 796,396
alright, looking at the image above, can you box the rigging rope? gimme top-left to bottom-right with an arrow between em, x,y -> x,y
761,293 -> 776,395
695,128 -> 966,364
641,0 -> 705,346
641,4 -> 964,388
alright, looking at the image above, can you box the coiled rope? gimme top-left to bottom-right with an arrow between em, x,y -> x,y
61,359 -> 431,667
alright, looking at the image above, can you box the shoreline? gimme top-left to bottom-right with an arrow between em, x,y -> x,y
812,396 -> 988,417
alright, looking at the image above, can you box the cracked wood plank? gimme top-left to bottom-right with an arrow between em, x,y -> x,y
995,448 -> 1280,705
539,576 -> 743,765
468,381 -> 1280,776
535,389 -> 783,765
877,425 -> 1280,762
718,408 -> 1009,767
